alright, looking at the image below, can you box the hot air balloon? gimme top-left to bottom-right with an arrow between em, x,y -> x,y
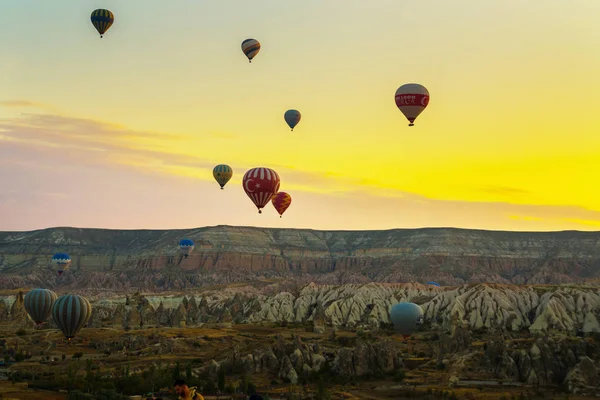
90,9 -> 114,38
24,289 -> 58,327
179,239 -> 195,258
241,39 -> 261,63
213,164 -> 233,189
242,167 -> 281,214
52,294 -> 92,342
390,302 -> 424,339
52,253 -> 72,276
271,192 -> 292,218
427,281 -> 440,287
284,110 -> 301,131
394,83 -> 429,126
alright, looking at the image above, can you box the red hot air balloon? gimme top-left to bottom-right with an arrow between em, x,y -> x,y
271,192 -> 292,218
394,83 -> 430,126
242,167 -> 281,213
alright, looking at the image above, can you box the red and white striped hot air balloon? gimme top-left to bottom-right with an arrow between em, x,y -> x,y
394,83 -> 430,126
242,167 -> 281,214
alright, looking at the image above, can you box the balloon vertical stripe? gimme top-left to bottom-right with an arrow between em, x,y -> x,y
24,289 -> 57,325
52,294 -> 92,340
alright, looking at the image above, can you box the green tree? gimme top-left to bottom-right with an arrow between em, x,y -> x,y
217,367 -> 226,392
186,363 -> 193,382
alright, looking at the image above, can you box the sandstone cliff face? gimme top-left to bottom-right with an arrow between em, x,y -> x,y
1,226 -> 599,290
2,283 -> 599,335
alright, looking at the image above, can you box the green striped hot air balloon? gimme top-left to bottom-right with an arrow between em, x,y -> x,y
213,164 -> 233,189
52,294 -> 92,341
90,9 -> 114,38
24,288 -> 58,327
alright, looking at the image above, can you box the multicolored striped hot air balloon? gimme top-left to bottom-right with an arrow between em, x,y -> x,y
179,238 -> 195,258
52,253 -> 72,276
394,83 -> 430,126
90,9 -> 114,38
52,294 -> 92,341
271,192 -> 292,218
213,164 -> 233,189
241,38 -> 261,63
24,288 -> 58,327
242,167 -> 280,214
284,110 -> 301,131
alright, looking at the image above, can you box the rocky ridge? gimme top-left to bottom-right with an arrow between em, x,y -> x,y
2,283 -> 600,335
1,226 -> 600,290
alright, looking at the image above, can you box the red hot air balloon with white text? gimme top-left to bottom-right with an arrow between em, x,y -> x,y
242,167 -> 281,213
394,83 -> 430,126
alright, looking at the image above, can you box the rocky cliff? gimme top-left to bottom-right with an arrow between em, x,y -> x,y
2,283 -> 599,335
1,226 -> 600,291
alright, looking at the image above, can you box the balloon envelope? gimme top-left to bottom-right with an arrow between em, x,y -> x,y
24,289 -> 58,326
179,239 -> 195,256
271,192 -> 292,217
390,302 -> 424,338
242,167 -> 281,213
52,253 -> 72,276
90,9 -> 114,37
394,83 -> 429,126
241,39 -> 261,62
427,281 -> 440,287
52,294 -> 92,341
284,110 -> 301,131
213,164 -> 233,189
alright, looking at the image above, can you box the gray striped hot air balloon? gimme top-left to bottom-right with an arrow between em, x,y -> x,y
52,294 -> 92,341
390,302 -> 424,339
24,288 -> 58,327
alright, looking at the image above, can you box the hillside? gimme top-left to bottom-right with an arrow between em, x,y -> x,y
1,225 -> 599,292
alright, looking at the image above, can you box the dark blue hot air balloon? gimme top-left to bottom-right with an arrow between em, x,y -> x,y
427,281 -> 441,287
179,239 -> 195,258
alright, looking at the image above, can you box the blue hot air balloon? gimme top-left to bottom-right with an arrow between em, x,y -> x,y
390,302 -> 424,339
427,281 -> 441,287
179,239 -> 195,258
52,253 -> 72,276
284,109 -> 301,131
24,288 -> 58,327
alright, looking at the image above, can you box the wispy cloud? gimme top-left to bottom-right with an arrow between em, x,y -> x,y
0,100 -> 59,113
0,100 -> 43,108
2,109 -> 600,232
479,185 -> 530,195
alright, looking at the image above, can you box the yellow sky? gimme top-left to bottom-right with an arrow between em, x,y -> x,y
1,0 -> 599,231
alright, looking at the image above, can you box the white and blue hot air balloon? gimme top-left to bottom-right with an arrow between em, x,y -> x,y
179,239 -> 195,258
51,253 -> 72,276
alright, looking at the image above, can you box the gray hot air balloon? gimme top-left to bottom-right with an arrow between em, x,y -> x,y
52,294 -> 92,341
24,288 -> 58,327
390,302 -> 424,339
284,109 -> 301,131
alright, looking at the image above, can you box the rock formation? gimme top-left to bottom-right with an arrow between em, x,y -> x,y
1,226 -> 599,291
3,283 -> 600,335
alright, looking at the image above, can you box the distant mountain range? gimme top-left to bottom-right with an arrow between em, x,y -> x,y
0,225 -> 599,292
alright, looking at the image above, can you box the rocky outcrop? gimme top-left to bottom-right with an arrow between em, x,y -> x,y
1,226 -> 600,291
209,334 -> 402,382
475,335 -> 600,392
4,283 -> 600,335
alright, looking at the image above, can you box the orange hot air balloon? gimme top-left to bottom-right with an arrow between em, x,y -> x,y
271,192 -> 292,218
